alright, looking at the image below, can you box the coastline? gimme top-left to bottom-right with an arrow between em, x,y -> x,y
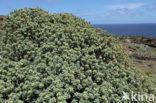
94,24 -> 156,38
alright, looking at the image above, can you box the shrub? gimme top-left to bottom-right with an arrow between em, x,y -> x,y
123,39 -> 131,43
0,8 -> 153,103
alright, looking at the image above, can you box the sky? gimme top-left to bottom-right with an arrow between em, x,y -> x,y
0,0 -> 156,24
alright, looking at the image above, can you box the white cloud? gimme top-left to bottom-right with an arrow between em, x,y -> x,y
143,2 -> 156,10
108,3 -> 145,10
105,8 -> 143,18
104,2 -> 156,18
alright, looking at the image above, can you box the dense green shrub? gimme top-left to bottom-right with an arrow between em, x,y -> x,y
0,8 -> 153,103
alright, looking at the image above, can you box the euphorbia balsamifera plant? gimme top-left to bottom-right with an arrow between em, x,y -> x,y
0,8 -> 154,103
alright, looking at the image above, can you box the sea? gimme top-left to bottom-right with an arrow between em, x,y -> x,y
94,23 -> 156,38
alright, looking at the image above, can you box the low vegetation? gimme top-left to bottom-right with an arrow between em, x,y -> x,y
120,36 -> 156,47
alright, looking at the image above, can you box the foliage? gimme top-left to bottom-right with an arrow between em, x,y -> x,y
0,15 -> 6,29
129,43 -> 149,52
0,8 -> 153,103
128,43 -> 150,57
122,39 -> 131,43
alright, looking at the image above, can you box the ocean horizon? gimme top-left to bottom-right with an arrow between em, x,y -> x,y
94,23 -> 156,38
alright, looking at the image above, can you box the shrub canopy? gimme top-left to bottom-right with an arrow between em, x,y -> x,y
0,8 -> 153,103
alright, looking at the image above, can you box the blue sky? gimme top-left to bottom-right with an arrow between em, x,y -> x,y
0,0 -> 156,24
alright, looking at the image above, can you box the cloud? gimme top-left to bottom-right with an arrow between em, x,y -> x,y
105,8 -> 143,18
143,2 -> 156,10
108,3 -> 145,10
105,3 -> 146,18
